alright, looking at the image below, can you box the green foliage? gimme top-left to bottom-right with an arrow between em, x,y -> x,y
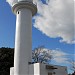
0,47 -> 14,75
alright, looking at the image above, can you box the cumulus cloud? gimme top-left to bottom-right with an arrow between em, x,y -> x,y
51,49 -> 68,63
33,0 -> 75,44
51,50 -> 75,63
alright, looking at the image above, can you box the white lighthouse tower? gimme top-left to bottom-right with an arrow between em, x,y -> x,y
7,0 -> 68,75
10,0 -> 37,75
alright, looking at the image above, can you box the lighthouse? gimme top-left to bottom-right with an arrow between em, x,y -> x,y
10,0 -> 37,75
8,0 -> 68,75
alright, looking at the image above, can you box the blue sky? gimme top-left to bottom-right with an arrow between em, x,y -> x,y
0,0 -> 75,74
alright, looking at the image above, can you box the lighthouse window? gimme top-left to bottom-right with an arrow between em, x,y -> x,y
18,11 -> 19,14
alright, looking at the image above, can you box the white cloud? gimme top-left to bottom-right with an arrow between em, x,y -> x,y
33,0 -> 75,44
51,49 -> 68,63
40,48 -> 69,63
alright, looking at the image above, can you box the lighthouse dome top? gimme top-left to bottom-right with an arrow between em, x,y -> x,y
7,0 -> 37,16
10,0 -> 37,16
7,0 -> 33,7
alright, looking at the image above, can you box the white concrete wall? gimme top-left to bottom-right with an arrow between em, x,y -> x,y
34,63 -> 40,75
10,63 -> 68,75
14,8 -> 32,75
10,67 -> 14,75
40,63 -> 53,75
40,63 -> 68,75
29,63 -> 40,75
29,64 -> 34,75
52,65 -> 67,75
29,63 -> 68,75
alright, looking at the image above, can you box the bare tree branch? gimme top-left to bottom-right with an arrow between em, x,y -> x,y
32,46 -> 53,64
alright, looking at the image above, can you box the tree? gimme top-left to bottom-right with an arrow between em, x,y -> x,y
72,71 -> 75,75
32,46 -> 53,64
0,47 -> 14,75
68,59 -> 75,75
69,60 -> 75,72
0,46 -> 53,74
